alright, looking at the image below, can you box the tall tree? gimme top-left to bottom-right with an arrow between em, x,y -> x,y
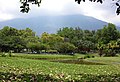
55,42 -> 76,54
0,26 -> 20,52
40,32 -> 64,49
96,23 -> 120,44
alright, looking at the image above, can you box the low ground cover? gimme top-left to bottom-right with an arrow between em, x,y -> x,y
0,53 -> 120,82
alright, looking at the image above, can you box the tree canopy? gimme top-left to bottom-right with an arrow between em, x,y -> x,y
0,23 -> 120,56
20,0 -> 120,15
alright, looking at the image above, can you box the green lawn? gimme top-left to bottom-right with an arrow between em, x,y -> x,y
0,53 -> 120,82
86,57 -> 120,65
12,53 -> 77,60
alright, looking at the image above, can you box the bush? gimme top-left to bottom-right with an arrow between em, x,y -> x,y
79,51 -> 87,54
1,51 -> 14,57
1,52 -> 7,57
55,42 -> 76,54
104,49 -> 117,57
47,50 -> 58,54
92,55 -> 95,58
84,55 -> 95,59
8,51 -> 12,57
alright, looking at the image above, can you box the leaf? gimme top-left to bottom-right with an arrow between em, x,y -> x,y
116,7 -> 120,15
20,9 -> 25,13
20,6 -> 24,8
89,0 -> 92,2
28,0 -> 35,2
93,0 -> 96,2
75,0 -> 78,2
116,3 -> 120,6
83,0 -> 85,2
27,4 -> 29,6
97,0 -> 103,4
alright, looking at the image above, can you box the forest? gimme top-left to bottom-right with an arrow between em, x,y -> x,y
0,23 -> 120,57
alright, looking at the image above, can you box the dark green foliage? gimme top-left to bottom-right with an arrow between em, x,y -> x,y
0,23 -> 120,55
76,40 -> 95,53
96,24 -> 120,56
96,23 -> 120,44
84,55 -> 95,59
20,0 -> 42,13
57,27 -> 96,53
0,26 -> 36,53
55,42 -> 76,54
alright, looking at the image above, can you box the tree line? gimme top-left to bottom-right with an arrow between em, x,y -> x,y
0,23 -> 120,56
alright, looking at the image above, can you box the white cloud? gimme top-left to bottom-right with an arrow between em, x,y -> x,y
0,0 -> 20,21
0,0 -> 120,25
71,0 -> 120,25
41,0 -> 66,11
0,12 -> 14,21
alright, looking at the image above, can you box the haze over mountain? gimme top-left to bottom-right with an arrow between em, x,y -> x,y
0,14 -> 110,34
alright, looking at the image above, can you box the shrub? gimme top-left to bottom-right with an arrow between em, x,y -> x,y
1,52 -> 7,57
47,50 -> 58,54
1,51 -> 14,57
92,55 -> 95,58
84,55 -> 95,59
8,51 -> 12,57
55,42 -> 76,54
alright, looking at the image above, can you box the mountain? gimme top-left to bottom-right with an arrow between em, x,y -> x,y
0,14 -> 108,34
117,26 -> 120,30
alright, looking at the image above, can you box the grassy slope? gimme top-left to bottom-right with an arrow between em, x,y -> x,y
86,57 -> 120,64
0,53 -> 120,81
12,53 -> 77,60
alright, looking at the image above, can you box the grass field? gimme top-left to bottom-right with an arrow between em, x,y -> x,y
0,53 -> 120,82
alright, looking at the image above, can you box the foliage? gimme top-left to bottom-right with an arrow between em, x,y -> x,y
76,40 -> 95,53
97,42 -> 106,56
84,55 -> 95,59
95,23 -> 120,56
0,54 -> 120,81
40,32 -> 64,49
0,26 -> 36,53
26,42 -> 41,53
0,23 -> 120,55
20,0 -> 42,13
55,42 -> 76,54
1,51 -> 14,57
97,40 -> 120,57
8,51 -> 12,57
57,27 -> 97,53
96,23 -> 120,44
1,52 -> 6,57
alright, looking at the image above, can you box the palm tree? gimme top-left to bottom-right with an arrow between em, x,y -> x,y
107,41 -> 119,56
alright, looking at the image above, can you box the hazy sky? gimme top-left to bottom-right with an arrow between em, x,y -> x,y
0,0 -> 120,25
